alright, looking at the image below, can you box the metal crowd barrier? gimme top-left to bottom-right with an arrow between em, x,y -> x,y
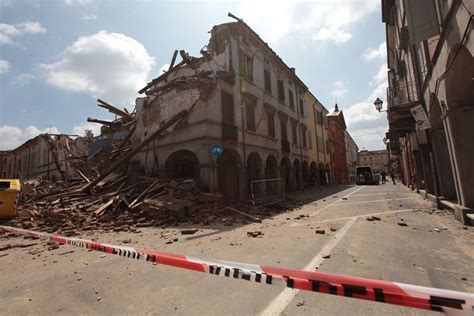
251,178 -> 285,207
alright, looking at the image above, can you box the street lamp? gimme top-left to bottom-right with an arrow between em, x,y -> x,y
373,97 -> 386,112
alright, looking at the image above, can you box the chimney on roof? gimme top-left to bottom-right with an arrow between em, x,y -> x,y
335,103 -> 339,112
290,67 -> 295,73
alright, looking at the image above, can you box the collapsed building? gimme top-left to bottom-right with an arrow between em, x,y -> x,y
3,134 -> 88,182
133,16 -> 332,200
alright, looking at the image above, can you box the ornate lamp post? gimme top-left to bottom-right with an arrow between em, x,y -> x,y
373,97 -> 386,112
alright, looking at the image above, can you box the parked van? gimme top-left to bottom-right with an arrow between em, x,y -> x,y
356,166 -> 379,185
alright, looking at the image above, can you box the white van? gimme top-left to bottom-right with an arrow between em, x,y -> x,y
356,166 -> 379,185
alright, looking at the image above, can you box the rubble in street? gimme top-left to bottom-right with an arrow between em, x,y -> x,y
6,175 -> 269,234
1,98 -> 295,234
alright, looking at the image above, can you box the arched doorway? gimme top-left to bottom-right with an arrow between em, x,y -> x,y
217,148 -> 241,199
444,45 -> 474,207
164,150 -> 199,179
280,156 -> 292,192
247,152 -> 263,193
325,163 -> 331,185
310,161 -> 318,187
319,162 -> 325,186
265,155 -> 278,179
294,159 -> 301,190
302,160 -> 309,188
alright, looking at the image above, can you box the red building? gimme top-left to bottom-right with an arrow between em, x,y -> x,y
327,104 -> 348,184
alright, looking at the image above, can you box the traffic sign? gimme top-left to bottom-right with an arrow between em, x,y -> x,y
210,143 -> 224,157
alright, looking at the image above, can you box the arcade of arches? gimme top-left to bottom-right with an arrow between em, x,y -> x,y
164,149 -> 332,200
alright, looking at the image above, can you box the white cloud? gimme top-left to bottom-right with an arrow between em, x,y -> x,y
362,41 -> 386,61
82,13 -> 97,20
369,63 -> 388,101
236,0 -> 379,44
344,62 -> 389,150
41,31 -> 155,105
0,21 -> 46,45
312,27 -> 352,44
0,125 -> 59,150
72,122 -> 102,137
64,0 -> 92,5
12,73 -> 35,85
17,22 -> 46,34
0,59 -> 10,75
331,81 -> 349,99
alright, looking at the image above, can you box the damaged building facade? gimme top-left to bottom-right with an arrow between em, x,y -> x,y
3,134 -> 87,181
133,19 -> 334,199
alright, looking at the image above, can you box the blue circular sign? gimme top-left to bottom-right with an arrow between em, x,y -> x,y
210,143 -> 224,157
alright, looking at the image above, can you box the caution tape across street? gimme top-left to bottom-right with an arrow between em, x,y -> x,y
1,225 -> 473,315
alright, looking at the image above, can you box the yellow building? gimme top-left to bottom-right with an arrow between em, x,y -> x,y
304,91 -> 331,185
357,150 -> 389,173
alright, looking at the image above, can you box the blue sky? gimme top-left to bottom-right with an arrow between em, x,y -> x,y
0,0 -> 388,150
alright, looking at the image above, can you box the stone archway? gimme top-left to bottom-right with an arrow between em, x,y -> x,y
310,161 -> 318,187
302,160 -> 309,188
444,45 -> 474,207
325,163 -> 331,185
293,159 -> 302,190
164,150 -> 199,180
319,162 -> 325,186
265,155 -> 278,179
280,156 -> 292,192
217,148 -> 241,199
247,152 -> 264,193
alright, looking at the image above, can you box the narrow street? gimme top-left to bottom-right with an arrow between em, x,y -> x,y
1,184 -> 472,315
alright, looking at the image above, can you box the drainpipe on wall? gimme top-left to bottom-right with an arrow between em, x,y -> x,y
295,87 -> 304,191
236,32 -> 248,199
312,104 -> 320,187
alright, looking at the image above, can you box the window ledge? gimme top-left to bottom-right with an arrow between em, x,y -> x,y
241,77 -> 254,84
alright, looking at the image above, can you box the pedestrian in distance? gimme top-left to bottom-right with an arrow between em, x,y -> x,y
390,171 -> 396,185
381,170 -> 387,184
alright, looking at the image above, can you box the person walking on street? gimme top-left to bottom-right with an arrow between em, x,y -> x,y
381,170 -> 386,184
390,171 -> 396,185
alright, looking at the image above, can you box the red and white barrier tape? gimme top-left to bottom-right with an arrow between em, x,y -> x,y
1,225 -> 473,315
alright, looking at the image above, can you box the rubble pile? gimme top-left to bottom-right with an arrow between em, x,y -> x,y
10,176 -> 259,234
4,100 -> 288,234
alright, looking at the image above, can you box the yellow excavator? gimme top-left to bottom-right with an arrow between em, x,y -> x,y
0,179 -> 21,219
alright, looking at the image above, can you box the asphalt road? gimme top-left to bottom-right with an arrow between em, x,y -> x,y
1,183 -> 473,315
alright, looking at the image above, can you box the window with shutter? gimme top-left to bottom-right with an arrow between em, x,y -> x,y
292,121 -> 298,145
299,98 -> 304,115
280,117 -> 288,141
267,109 -> 275,138
288,89 -> 294,109
239,50 -> 253,80
245,98 -> 257,132
264,69 -> 271,93
277,80 -> 285,102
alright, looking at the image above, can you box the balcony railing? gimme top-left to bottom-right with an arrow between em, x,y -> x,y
389,79 -> 418,107
222,124 -> 238,141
